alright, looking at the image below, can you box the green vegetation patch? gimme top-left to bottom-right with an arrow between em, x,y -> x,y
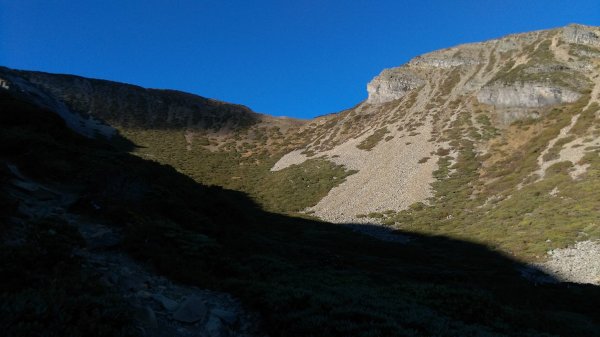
356,127 -> 390,151
119,128 -> 355,214
543,135 -> 576,162
570,102 -> 600,136
258,158 -> 357,213
437,68 -> 462,98
475,114 -> 501,140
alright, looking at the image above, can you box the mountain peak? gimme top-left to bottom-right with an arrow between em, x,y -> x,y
366,24 -> 599,105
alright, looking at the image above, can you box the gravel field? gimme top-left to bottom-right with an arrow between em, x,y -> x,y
272,114 -> 441,223
535,240 -> 600,284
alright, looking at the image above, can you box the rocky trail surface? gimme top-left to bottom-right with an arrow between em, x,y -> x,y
3,163 -> 262,337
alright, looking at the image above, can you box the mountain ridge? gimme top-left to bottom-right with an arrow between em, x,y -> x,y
4,23 -> 600,337
2,23 -> 600,263
272,23 -> 600,225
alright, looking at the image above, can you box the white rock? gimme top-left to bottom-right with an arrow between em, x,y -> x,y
367,68 -> 424,104
477,83 -> 580,109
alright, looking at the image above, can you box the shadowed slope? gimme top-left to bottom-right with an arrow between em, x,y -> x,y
2,91 -> 600,337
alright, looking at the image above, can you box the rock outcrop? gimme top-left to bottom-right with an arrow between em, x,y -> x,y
366,68 -> 423,104
562,24 -> 600,46
479,81 -> 579,106
476,83 -> 581,123
410,55 -> 480,69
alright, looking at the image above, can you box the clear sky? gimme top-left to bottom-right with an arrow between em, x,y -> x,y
1,1 -> 598,118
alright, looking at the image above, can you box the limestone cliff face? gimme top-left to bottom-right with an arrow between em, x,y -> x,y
410,54 -> 481,69
365,51 -> 484,104
366,69 -> 423,104
366,24 -> 596,118
476,83 -> 581,109
562,24 -> 600,46
476,83 -> 582,123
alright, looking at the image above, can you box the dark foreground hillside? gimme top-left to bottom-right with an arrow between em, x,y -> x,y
2,91 -> 600,336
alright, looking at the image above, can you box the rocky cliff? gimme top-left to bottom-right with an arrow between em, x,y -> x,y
366,68 -> 424,104
272,24 -> 600,242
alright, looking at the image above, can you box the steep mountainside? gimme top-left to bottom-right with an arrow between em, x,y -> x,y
274,24 -> 599,223
0,66 -> 352,214
2,24 -> 600,274
3,89 -> 600,337
3,23 -> 600,337
0,66 -> 304,137
269,24 -> 600,274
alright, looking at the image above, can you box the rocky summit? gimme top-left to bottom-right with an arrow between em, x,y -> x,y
274,24 -> 600,226
2,24 -> 600,337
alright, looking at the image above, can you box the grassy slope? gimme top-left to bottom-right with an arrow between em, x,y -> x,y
119,128 -> 356,214
3,94 -> 600,336
371,96 -> 600,259
360,34 -> 600,259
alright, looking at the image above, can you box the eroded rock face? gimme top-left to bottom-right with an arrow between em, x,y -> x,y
366,68 -> 423,104
562,24 -> 600,46
476,83 -> 582,124
410,56 -> 480,69
477,83 -> 580,109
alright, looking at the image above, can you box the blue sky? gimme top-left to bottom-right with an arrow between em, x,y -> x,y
1,1 -> 598,118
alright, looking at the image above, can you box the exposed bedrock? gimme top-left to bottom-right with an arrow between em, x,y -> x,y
366,68 -> 424,104
562,24 -> 600,46
477,83 -> 581,109
477,83 -> 581,123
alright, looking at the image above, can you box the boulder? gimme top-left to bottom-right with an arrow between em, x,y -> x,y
152,293 -> 179,312
172,296 -> 208,323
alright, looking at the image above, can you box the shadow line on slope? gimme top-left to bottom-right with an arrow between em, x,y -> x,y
2,91 -> 600,337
